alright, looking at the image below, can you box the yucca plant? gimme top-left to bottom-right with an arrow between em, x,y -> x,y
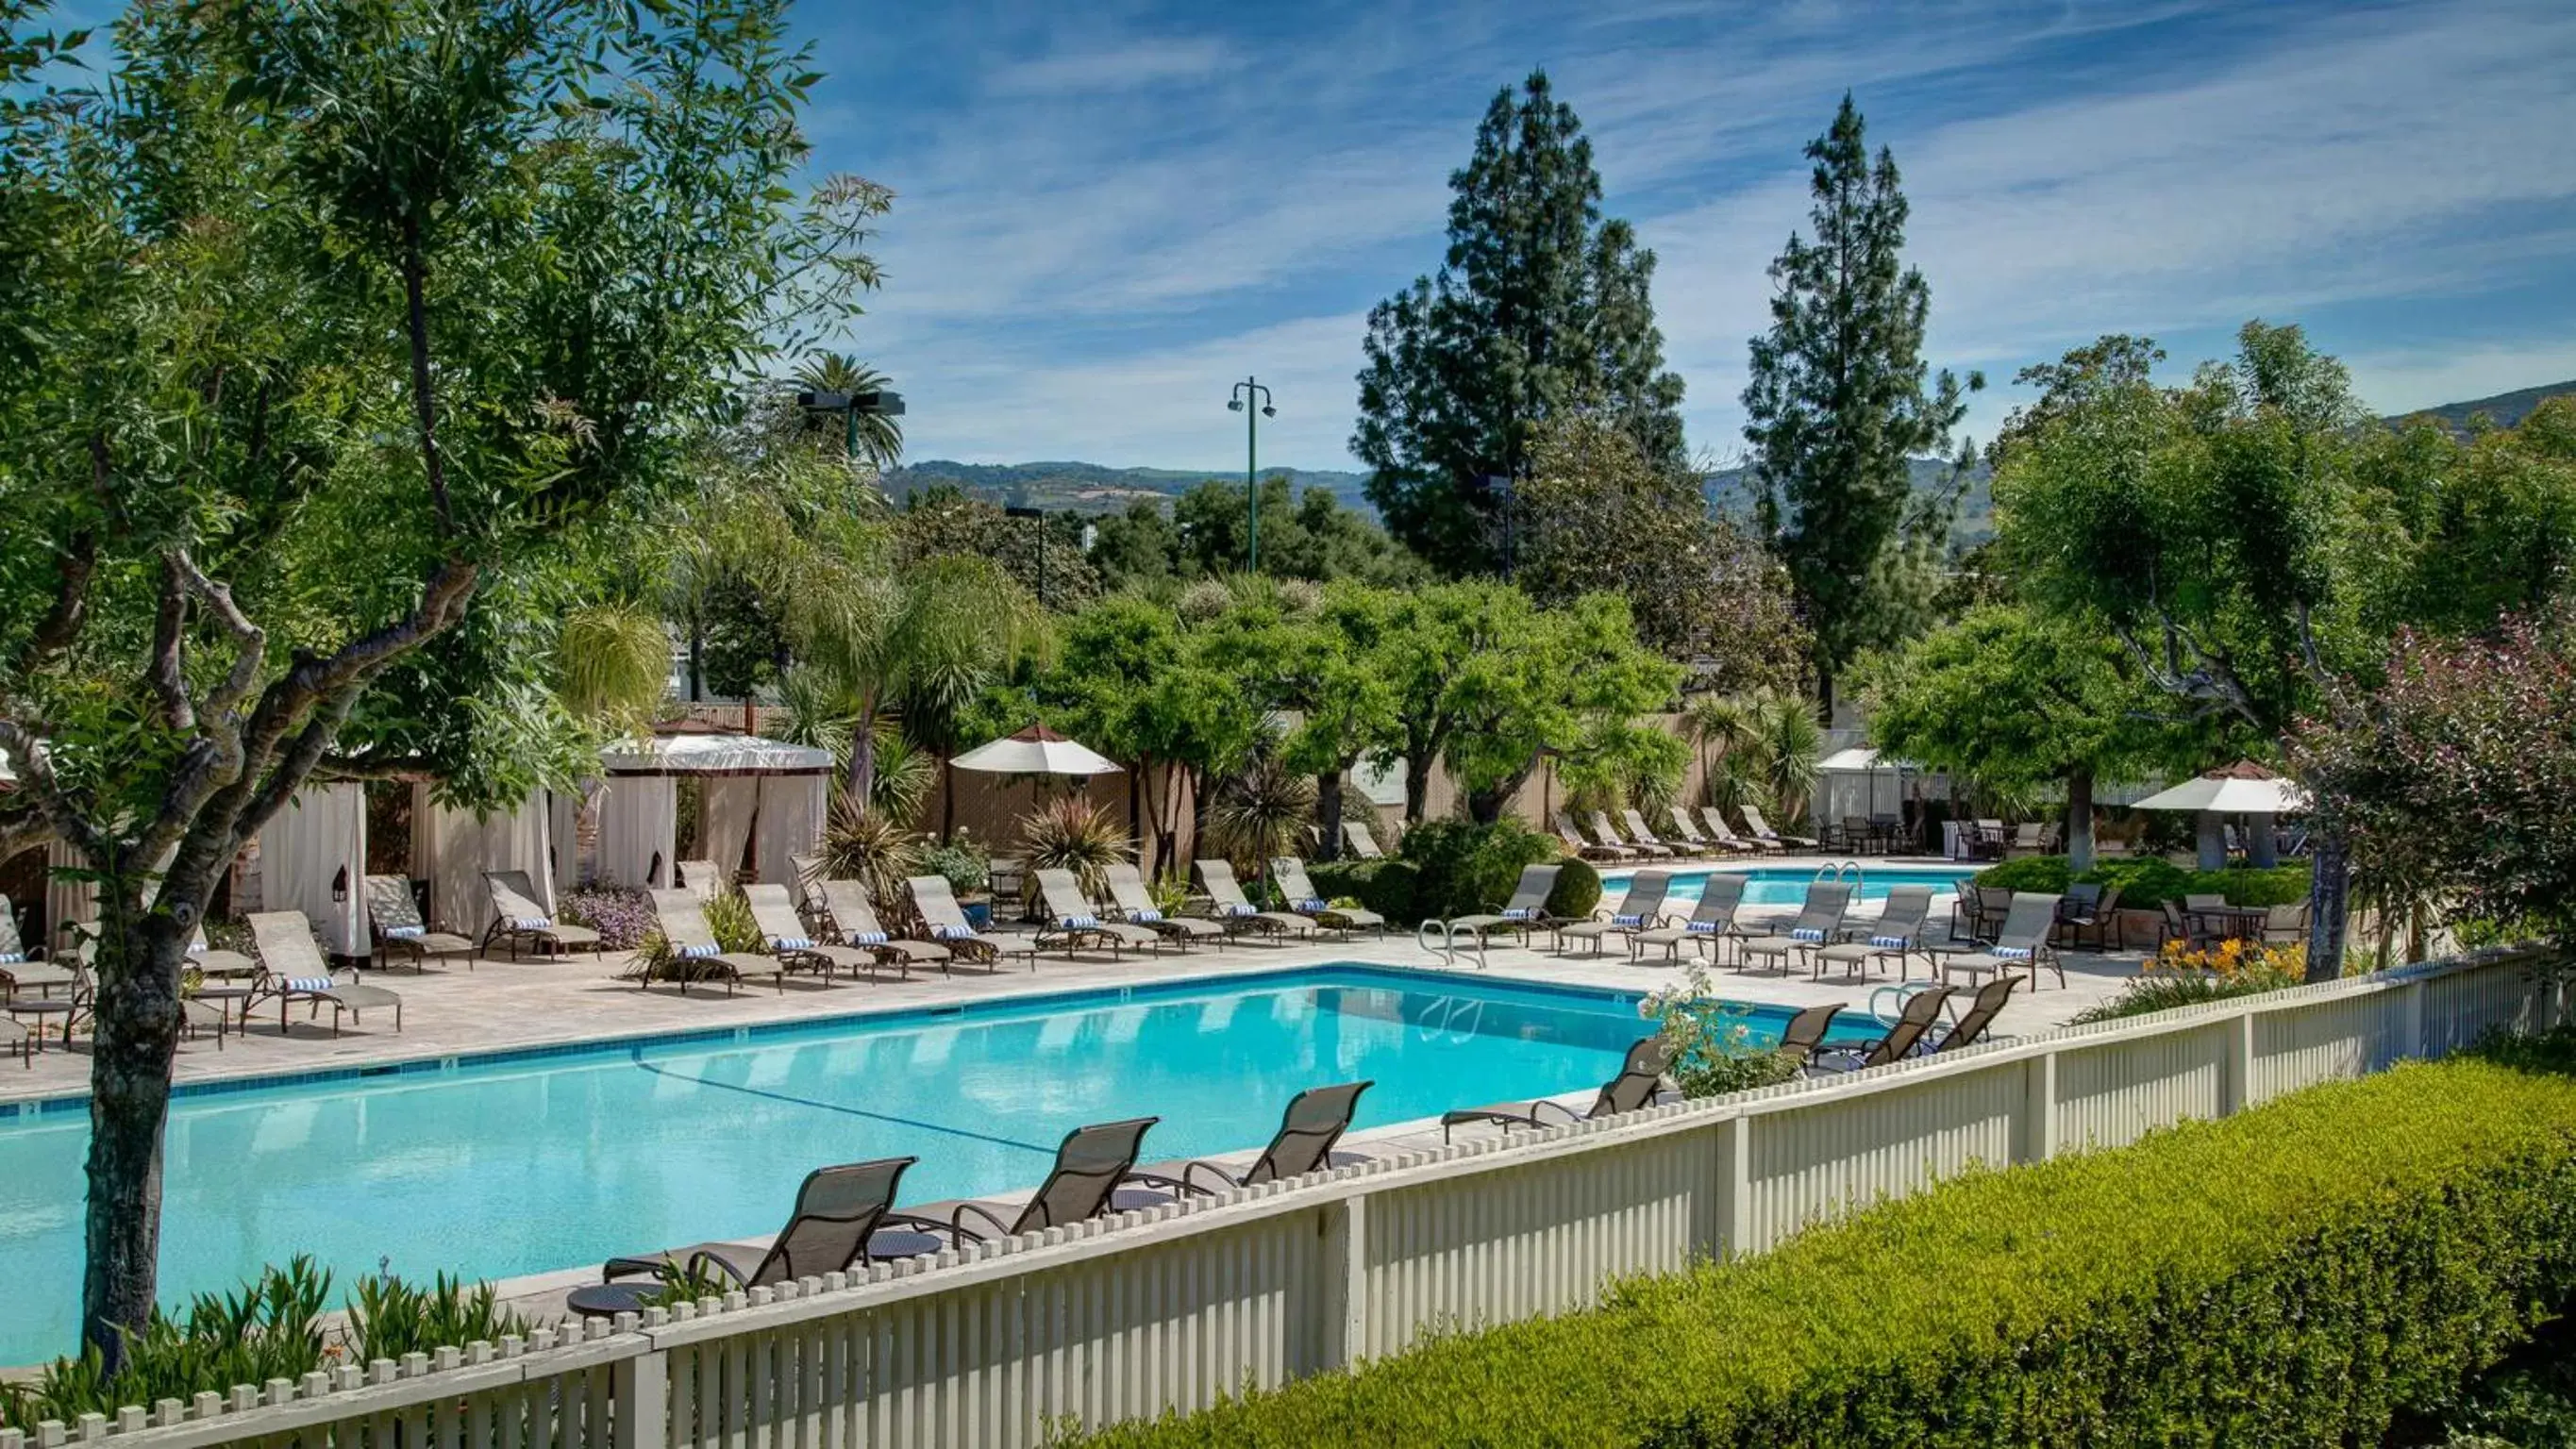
1206,757 -> 1316,877
1016,798 -> 1131,900
868,728 -> 936,824
346,1273 -> 528,1364
1749,691 -> 1823,827
818,794 -> 922,911
3,1259 -> 329,1433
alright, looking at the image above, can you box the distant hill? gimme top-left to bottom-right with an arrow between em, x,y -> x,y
885,459 -> 1374,516
2384,380 -> 2576,433
1706,458 -> 1997,546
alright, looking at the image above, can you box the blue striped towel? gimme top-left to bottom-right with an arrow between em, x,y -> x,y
184,941 -> 205,956
1791,927 -> 1825,943
1061,915 -> 1099,930
1685,921 -> 1720,934
932,924 -> 975,940
1130,908 -> 1165,924
511,915 -> 553,931
1870,935 -> 1912,949
1501,907 -> 1538,921
677,942 -> 721,959
1993,944 -> 2033,960
0,951 -> 25,964
772,936 -> 813,952
1612,914 -> 1646,928
1296,898 -> 1328,912
845,930 -> 889,945
384,925 -> 425,941
283,976 -> 334,993
1221,903 -> 1256,917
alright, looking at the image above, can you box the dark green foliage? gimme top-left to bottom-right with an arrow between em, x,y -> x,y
1081,476 -> 1429,589
1972,855 -> 2310,909
2,1260 -> 330,1431
1394,818 -> 1560,919
1353,71 -> 1684,575
1077,1038 -> 2576,1447
1546,857 -> 1601,920
1307,859 -> 1422,924
2067,972 -> 2293,1024
346,1272 -> 528,1365
1966,854 -> 2071,895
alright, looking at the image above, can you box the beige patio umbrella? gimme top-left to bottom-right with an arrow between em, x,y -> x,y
2131,761 -> 2309,870
948,723 -> 1122,779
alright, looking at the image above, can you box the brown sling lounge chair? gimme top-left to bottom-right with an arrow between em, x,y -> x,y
907,874 -> 1024,969
1772,1002 -> 1846,1069
1443,1034 -> 1675,1141
1739,803 -> 1817,851
481,871 -> 603,962
1737,881 -> 1854,976
246,911 -> 405,1035
1812,884 -> 1934,981
1103,862 -> 1224,945
886,1117 -> 1163,1245
598,1156 -> 917,1294
645,889 -> 786,995
363,874 -> 476,972
1701,807 -> 1779,855
1557,869 -> 1671,958
1810,985 -> 1958,1073
743,883 -> 866,984
1943,891 -> 2066,991
1633,874 -> 1749,965
1555,812 -> 1631,862
812,878 -> 950,979
1128,1081 -> 1373,1197
1591,809 -> 1669,858
1665,805 -> 1735,858
1624,808 -> 1698,859
1195,859 -> 1313,940
1929,976 -> 2021,1054
1447,863 -> 1564,954
1035,869 -> 1163,956
1270,858 -> 1386,937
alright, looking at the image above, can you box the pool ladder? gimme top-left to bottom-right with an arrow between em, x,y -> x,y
1815,858 -> 1865,892
1415,917 -> 1493,970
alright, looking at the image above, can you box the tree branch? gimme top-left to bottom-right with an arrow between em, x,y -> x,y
148,557 -> 194,731
400,218 -> 455,532
0,724 -> 106,864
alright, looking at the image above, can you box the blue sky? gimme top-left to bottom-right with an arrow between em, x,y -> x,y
794,0 -> 2576,472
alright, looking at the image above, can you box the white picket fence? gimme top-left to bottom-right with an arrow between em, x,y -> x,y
5,945 -> 2558,1449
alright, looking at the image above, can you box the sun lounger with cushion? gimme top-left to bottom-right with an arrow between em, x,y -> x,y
1102,861 -> 1224,945
480,871 -> 603,962
1442,1035 -> 1674,1140
1739,803 -> 1817,851
1812,884 -> 1934,981
1942,891 -> 2065,990
1555,812 -> 1631,862
645,889 -> 786,995
676,859 -> 728,903
1665,805 -> 1736,858
246,911 -> 404,1035
1034,869 -> 1163,956
1195,859 -> 1313,940
815,878 -> 950,978
1445,863 -> 1564,954
1701,807 -> 1779,855
907,874 -> 1024,969
1269,858 -> 1386,937
1633,873 -> 1749,965
742,883 -> 871,983
1557,869 -> 1671,958
599,1157 -> 917,1295
1737,881 -> 1854,975
1343,822 -> 1385,859
1623,808 -> 1698,859
886,1118 -> 1162,1245
1128,1081 -> 1373,1197
363,874 -> 476,972
1590,809 -> 1669,858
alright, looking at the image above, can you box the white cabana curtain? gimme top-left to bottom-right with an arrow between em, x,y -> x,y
700,778 -> 758,882
411,785 -> 555,937
259,784 -> 368,956
595,774 -> 677,889
754,775 -> 827,885
44,838 -> 96,955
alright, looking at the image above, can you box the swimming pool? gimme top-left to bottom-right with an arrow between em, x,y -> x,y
0,965 -> 1874,1365
1597,864 -> 1975,908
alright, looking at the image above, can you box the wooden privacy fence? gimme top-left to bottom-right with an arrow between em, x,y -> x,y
8,945 -> 2559,1449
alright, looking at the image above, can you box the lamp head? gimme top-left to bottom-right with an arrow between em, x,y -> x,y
1261,405 -> 1276,418
1227,398 -> 1245,412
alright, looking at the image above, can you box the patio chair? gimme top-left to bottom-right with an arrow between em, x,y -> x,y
675,859 -> 728,903
789,853 -> 828,913
1929,976 -> 2021,1054
1270,858 -> 1387,938
0,896 -> 78,1000
0,894 -> 34,966
1102,861 -> 1225,946
1954,885 -> 2013,942
1128,1081 -> 1373,1197
1442,1034 -> 1674,1141
1556,869 -> 1671,958
1555,811 -> 1631,863
599,1156 -> 917,1295
1773,1002 -> 1847,1069
1634,874 -> 1749,965
1343,821 -> 1386,860
1034,868 -> 1163,956
906,874 -> 1023,969
245,911 -> 405,1035
1664,805 -> 1731,858
1590,809 -> 1670,858
186,924 -> 259,979
644,889 -> 787,995
363,874 -> 476,973
1,1014 -> 25,1068
1737,881 -> 1855,976
480,871 -> 604,963
1446,863 -> 1564,953
886,1117 -> 1163,1245
1942,891 -> 2066,991
1623,808 -> 1698,859
1810,985 -> 1958,1073
2055,883 -> 2125,952
1739,803 -> 1817,851
742,883 -> 868,983
816,878 -> 952,978
2009,823 -> 2045,856
1813,884 -> 1934,981
2159,900 -> 2216,954
2260,900 -> 2310,947
1701,806 -> 1780,855
1194,859 -> 1313,941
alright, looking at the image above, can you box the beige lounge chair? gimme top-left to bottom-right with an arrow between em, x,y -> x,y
363,874 -> 476,972
644,888 -> 786,994
1446,863 -> 1564,954
1555,811 -> 1631,862
1195,859 -> 1312,940
907,874 -> 1025,969
676,859 -> 728,903
1623,808 -> 1698,860
815,878 -> 951,978
1665,805 -> 1735,858
1737,881 -> 1855,976
1,895 -> 77,1000
1739,803 -> 1817,851
1034,869 -> 1163,956
1342,822 -> 1385,860
1590,810 -> 1670,858
1701,807 -> 1780,855
1813,884 -> 1934,981
1269,858 -> 1386,937
1558,870 -> 1671,958
1942,891 -> 2065,991
186,924 -> 259,979
1102,862 -> 1223,945
245,911 -> 404,1035
743,883 -> 869,983
481,871 -> 603,962
1633,874 -> 1749,965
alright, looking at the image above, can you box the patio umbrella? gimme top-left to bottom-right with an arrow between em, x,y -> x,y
2131,761 -> 2309,870
949,724 -> 1122,779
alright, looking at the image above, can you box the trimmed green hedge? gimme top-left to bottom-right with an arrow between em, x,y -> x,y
1307,858 -> 1421,924
1545,856 -> 1601,921
1974,854 -> 2311,909
1077,1034 -> 2576,1447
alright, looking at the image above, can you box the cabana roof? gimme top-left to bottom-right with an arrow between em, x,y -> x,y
599,730 -> 833,778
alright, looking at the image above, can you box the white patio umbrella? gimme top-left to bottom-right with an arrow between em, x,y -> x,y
949,723 -> 1121,779
2131,762 -> 2309,870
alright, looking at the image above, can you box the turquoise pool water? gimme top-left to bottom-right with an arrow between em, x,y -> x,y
0,965 -> 1873,1365
1597,864 -> 1974,908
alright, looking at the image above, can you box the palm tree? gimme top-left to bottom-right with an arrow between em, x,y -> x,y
793,352 -> 905,468
1749,691 -> 1824,828
1682,693 -> 1757,805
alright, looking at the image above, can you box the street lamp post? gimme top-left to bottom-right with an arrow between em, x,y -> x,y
795,386 -> 907,462
1226,377 -> 1275,574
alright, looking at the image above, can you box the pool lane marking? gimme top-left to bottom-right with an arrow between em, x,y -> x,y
627,1051 -> 1056,1157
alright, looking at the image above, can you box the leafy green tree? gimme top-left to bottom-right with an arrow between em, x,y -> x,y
2349,397 -> 2576,640
1085,497 -> 1181,591
1088,477 -> 1428,593
1196,583 -> 1402,858
900,483 -> 1101,608
1862,607 -> 2210,870
1354,69 -> 1684,575
1742,93 -> 1979,721
0,0 -> 867,1357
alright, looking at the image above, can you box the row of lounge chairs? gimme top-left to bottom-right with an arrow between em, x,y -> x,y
1555,805 -> 1817,864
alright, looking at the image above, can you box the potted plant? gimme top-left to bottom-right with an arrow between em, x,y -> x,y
920,828 -> 994,930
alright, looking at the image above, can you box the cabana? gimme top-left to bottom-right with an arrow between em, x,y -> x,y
1815,747 -> 1917,852
2130,761 -> 2309,871
596,724 -> 833,891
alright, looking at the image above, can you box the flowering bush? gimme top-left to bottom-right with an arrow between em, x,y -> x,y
557,886 -> 655,951
2149,937 -> 2306,985
1639,964 -> 1801,1098
915,829 -> 991,896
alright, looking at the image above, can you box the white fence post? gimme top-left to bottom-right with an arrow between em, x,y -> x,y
1318,1195 -> 1368,1370
2223,1010 -> 2257,1113
2402,980 -> 2427,1061
2020,1050 -> 2059,1163
1716,1112 -> 1751,1257
612,1348 -> 666,1449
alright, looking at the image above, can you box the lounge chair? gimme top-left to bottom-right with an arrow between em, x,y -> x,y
1813,884 -> 1934,980
1035,868 -> 1163,956
1701,806 -> 1779,855
789,853 -> 828,912
1343,822 -> 1385,860
2260,901 -> 2310,947
815,878 -> 951,978
1195,859 -> 1313,941
186,924 -> 259,979
1633,874 -> 1749,965
245,911 -> 405,1035
1557,869 -> 1671,958
2053,883 -> 2124,951
1772,1003 -> 1846,1069
0,894 -> 35,966
1941,891 -> 2066,990
0,1014 -> 25,1068
1590,809 -> 1670,858
599,1156 -> 917,1295
1810,985 -> 1957,1073
1102,861 -> 1224,946
1555,811 -> 1631,862
1738,803 -> 1817,851
644,889 -> 786,995
743,883 -> 870,983
907,874 -> 1025,969
0,896 -> 78,1000
1623,808 -> 1698,860
676,859 -> 728,903
886,1117 -> 1162,1245
481,871 -> 604,962
1270,858 -> 1387,938
1929,976 -> 2021,1054
1445,863 -> 1564,954
1665,805 -> 1733,858
1737,881 -> 1855,976
1128,1082 -> 1372,1197
363,874 -> 476,973
1442,1035 -> 1674,1141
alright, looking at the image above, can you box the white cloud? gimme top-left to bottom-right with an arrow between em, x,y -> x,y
983,37 -> 1235,97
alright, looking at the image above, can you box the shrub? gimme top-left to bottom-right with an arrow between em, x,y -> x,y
1973,854 -> 2312,910
346,1272 -> 528,1364
2081,855 -> 2193,908
818,797 -> 920,910
1545,856 -> 1601,921
1641,964 -> 1801,1099
1310,859 -> 1422,924
1017,798 -> 1131,900
1075,1036 -> 2576,1448
1970,855 -> 2071,894
1396,817 -> 1562,919
914,832 -> 991,896
558,885 -> 655,951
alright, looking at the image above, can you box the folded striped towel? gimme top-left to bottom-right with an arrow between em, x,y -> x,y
511,915 -> 554,931
1791,927 -> 1826,943
1870,935 -> 1912,949
1060,914 -> 1099,930
1500,907 -> 1538,921
771,936 -> 813,952
1684,921 -> 1721,934
677,942 -> 721,959
0,951 -> 25,965
1221,903 -> 1256,917
1130,908 -> 1165,924
282,976 -> 335,993
1992,944 -> 2034,961
1296,898 -> 1328,912
384,925 -> 425,941
184,941 -> 205,956
931,924 -> 975,940
1612,913 -> 1646,928
845,930 -> 889,945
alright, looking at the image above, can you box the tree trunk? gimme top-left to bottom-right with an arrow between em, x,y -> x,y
81,889 -> 192,1365
1402,754 -> 1431,824
1814,666 -> 1835,726
845,697 -> 878,811
2304,827 -> 2352,983
2065,768 -> 2096,874
940,758 -> 955,841
688,610 -> 704,703
1314,771 -> 1345,860
1186,768 -> 1209,864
